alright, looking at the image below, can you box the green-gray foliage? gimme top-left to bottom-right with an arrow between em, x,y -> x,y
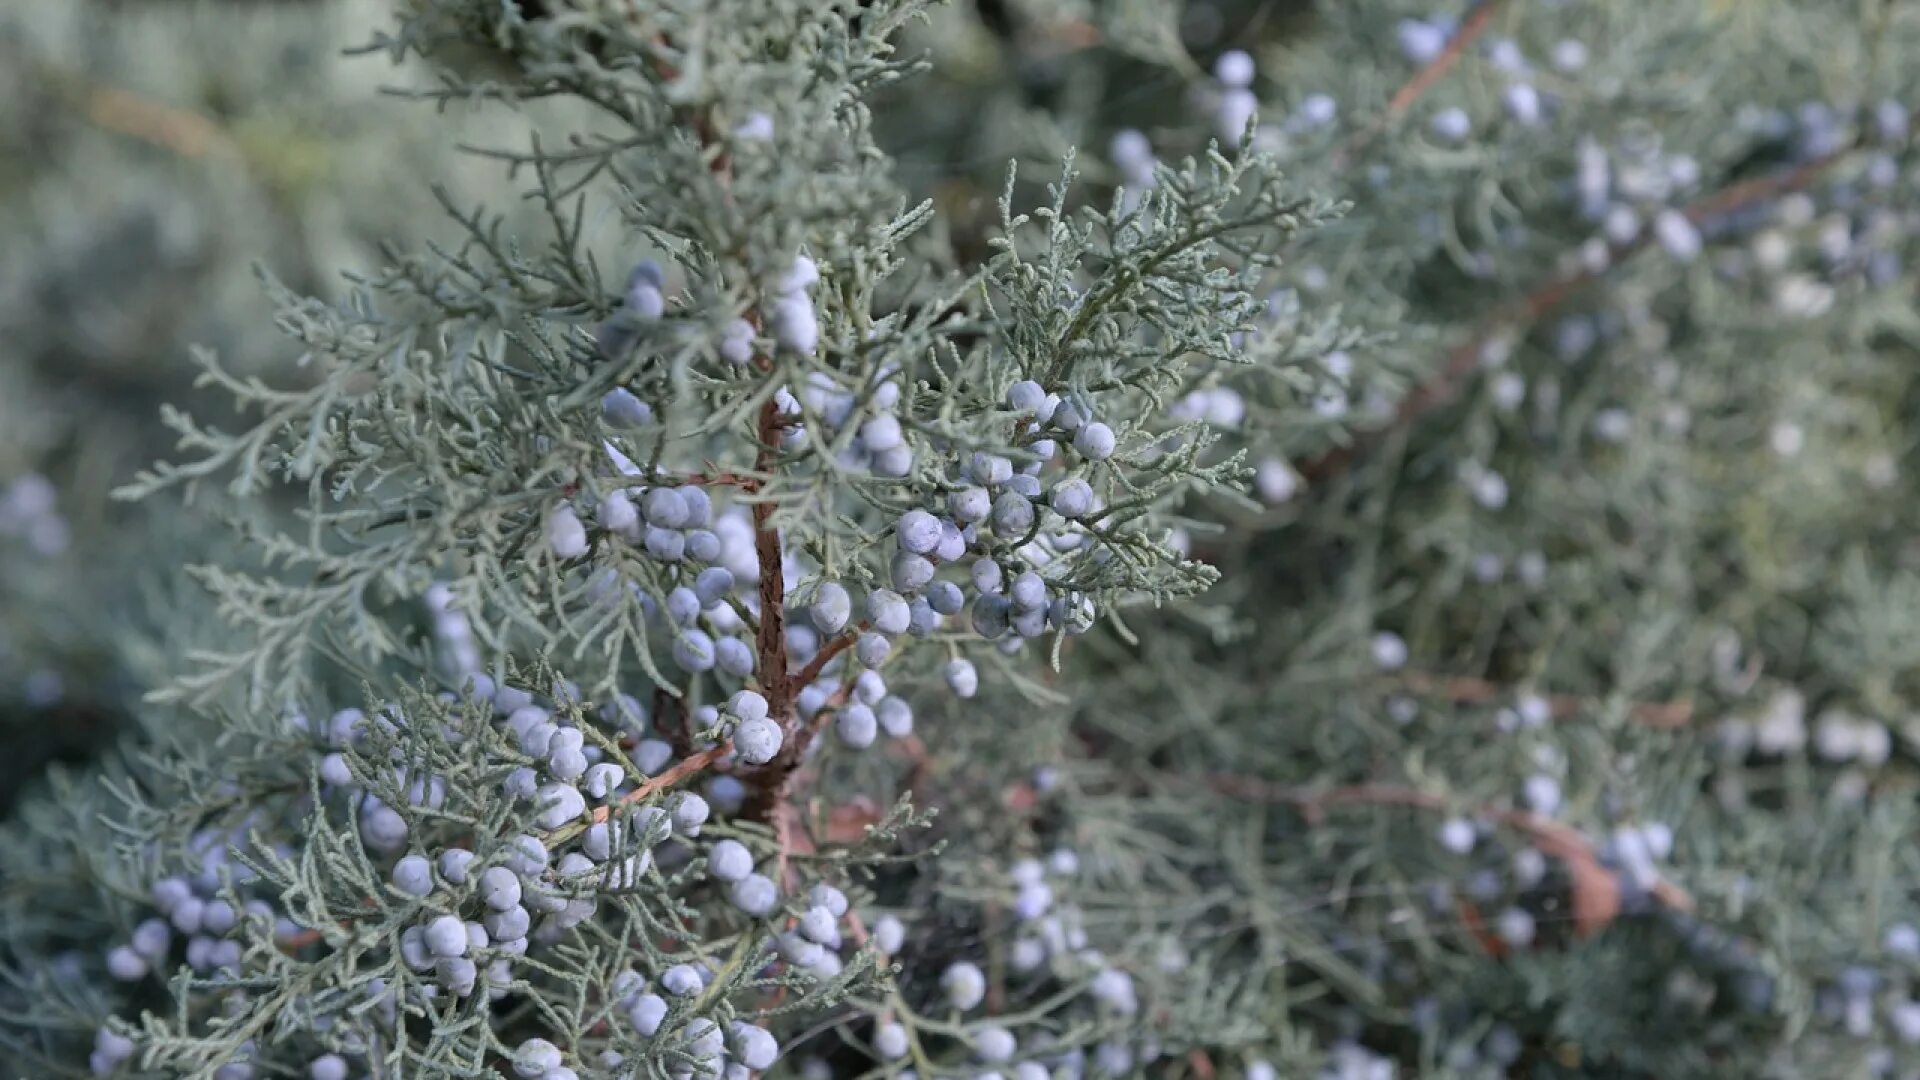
7,0 -> 1920,1078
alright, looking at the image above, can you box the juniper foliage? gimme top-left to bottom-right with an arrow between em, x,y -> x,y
7,0 -> 1920,1079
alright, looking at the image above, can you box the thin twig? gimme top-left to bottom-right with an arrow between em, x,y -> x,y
1301,135 -> 1871,484
1199,776 -> 1695,931
1332,0 -> 1508,169
1391,671 -> 1695,728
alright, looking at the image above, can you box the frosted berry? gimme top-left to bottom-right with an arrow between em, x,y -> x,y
513,1038 -> 563,1078
716,636 -> 755,677
391,854 -> 434,897
942,961 -> 987,1010
731,873 -> 778,915
973,1025 -> 1017,1063
892,552 -> 935,594
991,492 -> 1034,534
928,580 -> 965,615
106,945 -> 147,982
945,658 -> 980,698
897,509 -> 942,554
867,588 -> 911,634
1048,477 -> 1094,518
672,793 -> 711,835
629,993 -> 669,1036
1214,49 -> 1254,89
671,629 -> 716,672
728,689 -> 770,722
856,632 -> 891,667
601,388 -> 654,429
877,696 -> 914,738
1009,571 -> 1047,611
480,866 -> 523,911
950,486 -> 991,523
1371,631 -> 1408,671
708,839 -> 754,882
727,1023 -> 779,1071
875,1022 -> 910,1060
837,703 -> 878,748
661,963 -> 703,996
545,506 -> 588,560
809,583 -> 852,634
1430,107 -> 1472,143
872,914 -> 905,954
860,413 -> 903,452
734,715 -> 783,765
642,487 -> 690,529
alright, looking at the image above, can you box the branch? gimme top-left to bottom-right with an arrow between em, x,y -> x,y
1391,671 -> 1695,728
1302,134 -> 1874,484
54,69 -> 242,161
1332,0 -> 1508,169
1199,776 -> 1695,934
789,624 -> 863,691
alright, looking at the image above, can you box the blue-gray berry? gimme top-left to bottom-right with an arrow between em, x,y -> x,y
729,1023 -> 780,1071
897,509 -> 942,554
942,961 -> 987,1010
666,587 -> 702,626
661,963 -> 703,996
1007,379 -> 1047,415
686,529 -> 722,562
484,904 -> 532,940
642,487 -> 689,529
480,866 -> 523,911
1073,422 -> 1116,460
512,1038 -> 562,1078
671,629 -> 716,673
729,689 -> 770,722
927,580 -> 965,615
809,582 -> 852,635
877,696 -> 914,738
855,632 -> 892,667
734,716 -> 783,765
891,552 -> 935,593
730,873 -> 778,915
601,388 -> 654,429
1009,571 -> 1047,611
628,993 -> 668,1036
424,915 -> 467,958
694,567 -> 735,607
875,1022 -> 909,1059
1048,477 -> 1094,517
950,487 -> 991,523
991,492 -> 1034,534
971,558 -> 1003,594
867,588 -> 911,634
672,793 -> 711,835
716,636 -> 755,677
837,703 -> 878,748
708,839 -> 754,882
945,658 -> 979,697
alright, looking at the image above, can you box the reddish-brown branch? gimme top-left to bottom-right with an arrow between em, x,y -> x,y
70,76 -> 240,161
1302,134 -> 1869,484
592,744 -> 731,826
751,399 -> 791,717
679,469 -> 762,491
790,625 -> 862,692
1392,671 -> 1695,728
1333,0 -> 1508,168
1200,777 -> 1694,931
